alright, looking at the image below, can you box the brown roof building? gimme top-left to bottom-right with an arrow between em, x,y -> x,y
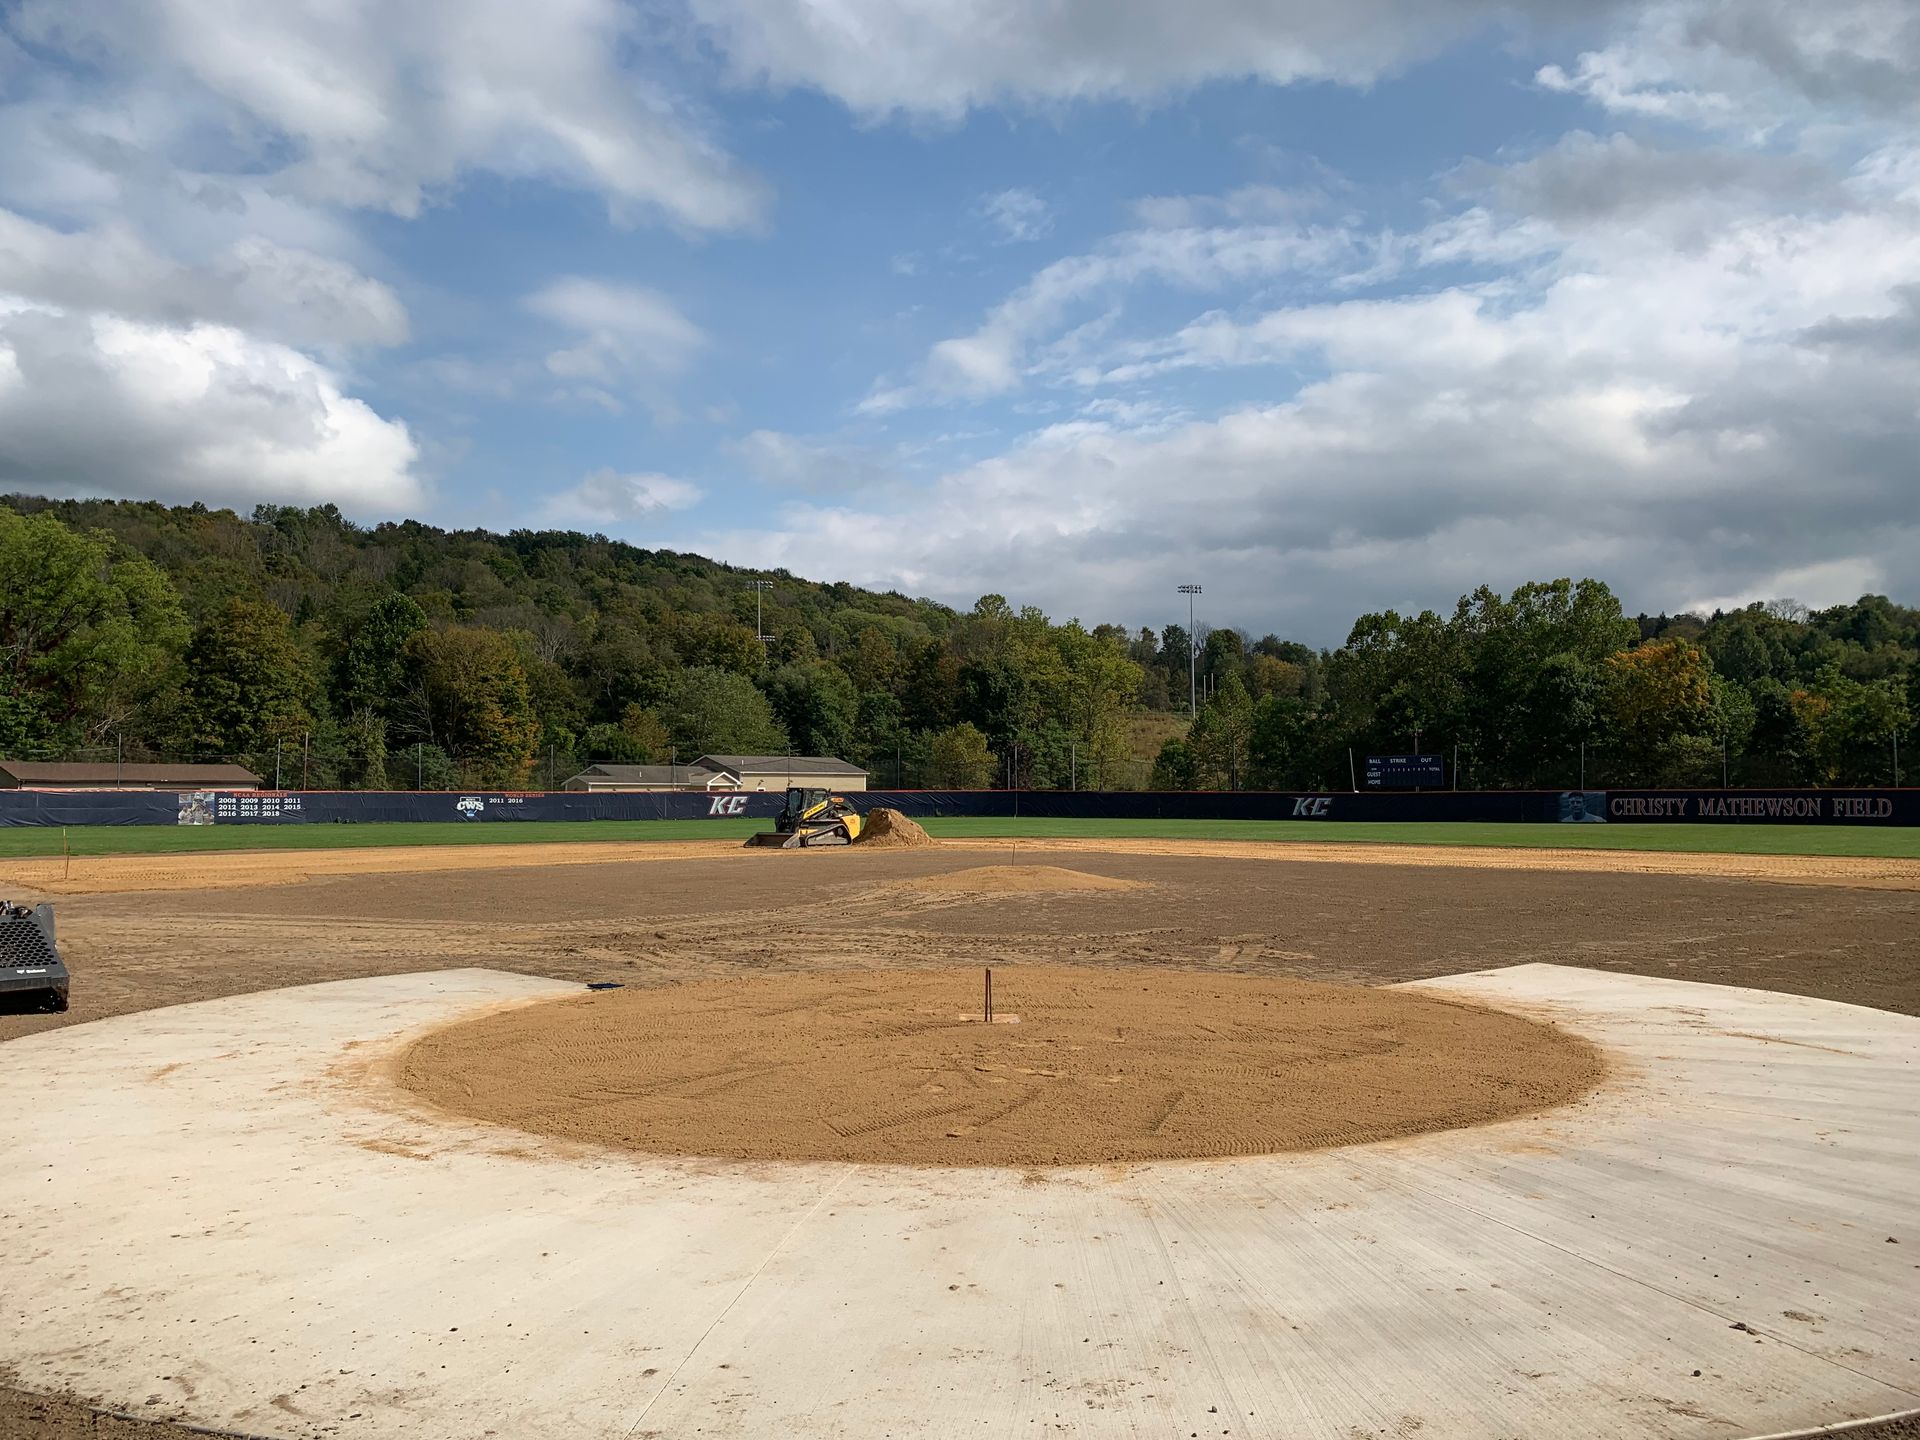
562,763 -> 729,793
0,762 -> 263,792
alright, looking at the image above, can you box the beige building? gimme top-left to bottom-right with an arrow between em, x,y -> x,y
699,755 -> 869,792
562,763 -> 729,793
562,755 -> 869,794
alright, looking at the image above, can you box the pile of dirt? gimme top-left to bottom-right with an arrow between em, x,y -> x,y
903,864 -> 1138,894
397,966 -> 1605,1168
858,807 -> 935,848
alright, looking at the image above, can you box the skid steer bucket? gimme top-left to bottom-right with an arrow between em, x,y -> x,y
1,901 -> 68,1013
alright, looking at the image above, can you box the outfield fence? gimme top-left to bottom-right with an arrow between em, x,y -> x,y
0,787 -> 1914,827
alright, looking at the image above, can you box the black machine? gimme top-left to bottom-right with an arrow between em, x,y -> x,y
0,901 -> 68,1013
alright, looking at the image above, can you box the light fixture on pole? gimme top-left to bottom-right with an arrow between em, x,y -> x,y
746,579 -> 775,655
1177,584 -> 1202,716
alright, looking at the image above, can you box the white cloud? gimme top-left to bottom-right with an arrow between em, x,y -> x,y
730,429 -> 904,493
871,220 -> 1358,404
982,188 -> 1053,243
0,302 -> 422,513
10,0 -> 766,231
691,0 -> 1633,117
543,468 -> 703,527
1536,0 -> 1920,129
1685,557 -> 1888,618
0,210 -> 408,351
525,277 -> 707,412
697,123 -> 1920,638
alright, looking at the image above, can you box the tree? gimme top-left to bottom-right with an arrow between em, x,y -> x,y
847,626 -> 902,694
764,663 -> 859,758
0,509 -> 186,753
1055,622 -> 1143,788
180,598 -> 316,758
1248,654 -> 1305,700
1149,737 -> 1199,789
405,626 -> 541,786
1248,695 -> 1312,788
1602,638 -> 1717,784
620,704 -> 672,761
334,594 -> 428,717
1187,672 -> 1254,788
1744,679 -> 1816,786
854,689 -> 908,781
669,614 -> 762,675
662,667 -> 789,756
339,709 -> 391,789
1796,666 -> 1912,785
927,722 -> 994,788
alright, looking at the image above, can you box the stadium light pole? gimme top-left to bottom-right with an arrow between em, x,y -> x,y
1177,585 -> 1202,716
746,579 -> 775,659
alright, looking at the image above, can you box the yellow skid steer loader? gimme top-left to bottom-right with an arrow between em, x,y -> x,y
746,786 -> 865,847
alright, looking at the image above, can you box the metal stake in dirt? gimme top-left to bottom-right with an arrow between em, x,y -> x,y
984,967 -> 992,1024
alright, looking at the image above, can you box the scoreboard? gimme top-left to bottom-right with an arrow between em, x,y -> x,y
1364,754 -> 1445,789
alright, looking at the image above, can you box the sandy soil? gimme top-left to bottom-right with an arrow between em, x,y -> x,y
4,837 -> 1919,1438
900,863 -> 1138,894
853,806 -> 933,847
400,964 -> 1602,1166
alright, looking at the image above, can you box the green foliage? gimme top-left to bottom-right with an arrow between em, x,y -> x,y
764,662 -> 858,758
1187,671 -> 1254,788
662,667 -> 789,756
1248,695 -> 1312,787
0,508 -> 187,753
404,626 -> 542,787
927,722 -> 995,788
180,597 -> 317,756
3,497 -> 1915,791
1149,737 -> 1198,790
335,594 -> 427,718
1793,666 -> 1911,785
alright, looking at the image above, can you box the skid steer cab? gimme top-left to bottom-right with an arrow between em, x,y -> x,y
746,787 -> 864,848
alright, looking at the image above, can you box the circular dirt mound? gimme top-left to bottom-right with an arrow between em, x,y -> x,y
904,865 -> 1138,894
859,807 -> 933,847
399,968 -> 1604,1167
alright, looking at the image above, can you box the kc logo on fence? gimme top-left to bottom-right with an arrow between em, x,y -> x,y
708,795 -> 750,816
1291,797 -> 1332,817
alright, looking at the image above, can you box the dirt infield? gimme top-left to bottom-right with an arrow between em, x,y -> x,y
5,836 -> 1920,1438
8,832 -> 1920,897
399,966 -> 1603,1166
900,862 -> 1138,893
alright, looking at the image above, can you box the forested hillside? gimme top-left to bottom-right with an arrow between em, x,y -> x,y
2,496 -> 1913,791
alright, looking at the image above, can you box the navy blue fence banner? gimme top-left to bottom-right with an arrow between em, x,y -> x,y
1603,790 -> 1916,825
0,786 -> 1914,827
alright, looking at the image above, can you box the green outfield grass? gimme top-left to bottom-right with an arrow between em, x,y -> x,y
0,816 -> 1916,860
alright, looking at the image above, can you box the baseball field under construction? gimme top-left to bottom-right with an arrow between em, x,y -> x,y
1,820 -> 1916,1439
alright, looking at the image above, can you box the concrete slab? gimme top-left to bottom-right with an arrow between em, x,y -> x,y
0,964 -> 1915,1440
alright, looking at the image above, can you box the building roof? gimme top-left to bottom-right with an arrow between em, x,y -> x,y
0,761 -> 263,786
698,755 -> 869,777
567,763 -> 720,785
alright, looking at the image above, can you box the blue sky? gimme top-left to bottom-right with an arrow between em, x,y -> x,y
1,0 -> 1916,643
